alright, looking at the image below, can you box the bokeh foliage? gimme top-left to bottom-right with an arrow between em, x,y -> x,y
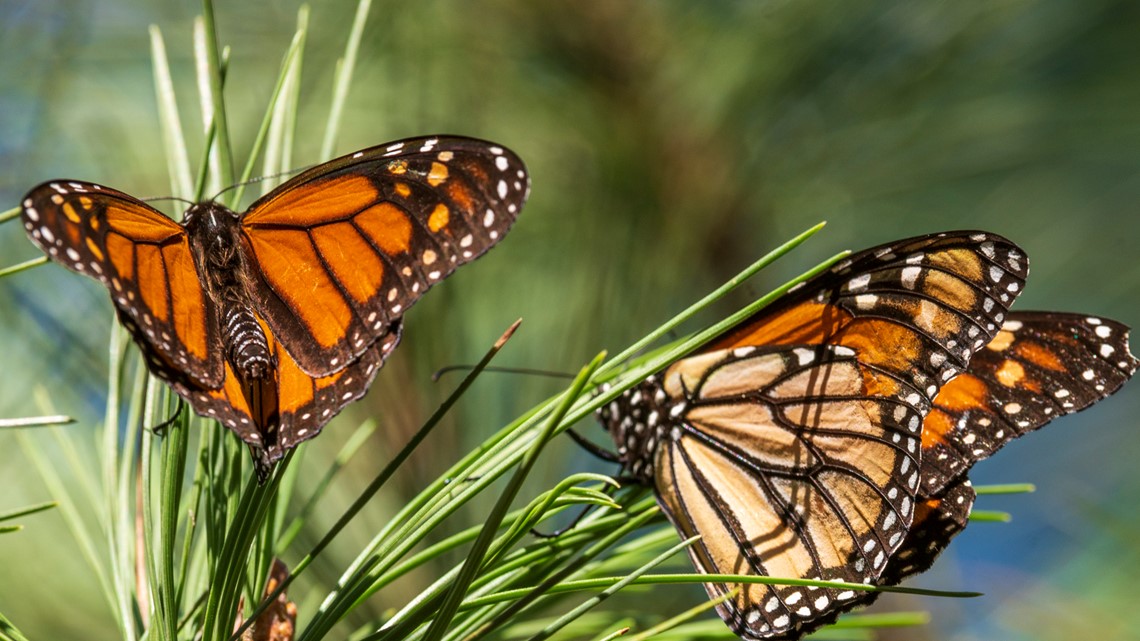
1,1 -> 1138,640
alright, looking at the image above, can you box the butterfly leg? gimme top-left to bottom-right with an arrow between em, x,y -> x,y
148,397 -> 186,436
565,428 -> 620,463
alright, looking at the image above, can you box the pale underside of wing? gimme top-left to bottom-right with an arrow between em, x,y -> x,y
653,344 -> 924,640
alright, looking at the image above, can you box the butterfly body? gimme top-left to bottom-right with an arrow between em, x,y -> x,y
595,231 -> 1135,640
183,201 -> 272,381
21,136 -> 529,475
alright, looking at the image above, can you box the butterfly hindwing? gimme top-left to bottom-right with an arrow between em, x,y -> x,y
20,181 -> 223,389
179,319 -> 402,468
642,344 -> 924,639
240,135 -> 528,377
880,478 -> 975,585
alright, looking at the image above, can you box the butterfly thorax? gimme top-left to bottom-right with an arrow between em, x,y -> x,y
596,375 -> 677,484
185,202 -> 272,380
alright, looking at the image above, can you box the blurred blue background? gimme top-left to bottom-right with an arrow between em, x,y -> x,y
1,1 -> 1138,639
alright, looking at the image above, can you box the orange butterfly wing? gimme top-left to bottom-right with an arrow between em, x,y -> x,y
240,136 -> 528,377
183,318 -> 401,470
710,232 -> 1028,405
20,182 -> 223,389
876,312 -> 1135,586
922,311 -> 1138,496
18,181 -> 400,471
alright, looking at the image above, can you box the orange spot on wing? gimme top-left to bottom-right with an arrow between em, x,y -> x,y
994,359 -> 1031,389
86,237 -> 105,261
986,330 -> 1015,352
394,182 -> 412,198
62,202 -> 81,223
932,373 -> 990,414
912,495 -> 945,524
428,204 -> 450,232
927,373 -> 994,449
356,202 -> 412,255
65,220 -> 81,245
1015,342 -> 1066,372
921,407 -> 954,449
388,160 -> 408,175
447,181 -> 475,215
428,161 -> 449,186
823,320 -> 922,396
78,196 -> 93,209
926,248 -> 984,282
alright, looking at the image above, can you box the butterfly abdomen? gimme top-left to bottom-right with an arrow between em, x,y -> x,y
597,376 -> 675,483
222,305 -> 272,379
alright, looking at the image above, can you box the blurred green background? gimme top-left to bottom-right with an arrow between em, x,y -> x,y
1,1 -> 1139,639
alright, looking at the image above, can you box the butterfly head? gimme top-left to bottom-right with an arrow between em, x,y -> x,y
183,201 -> 246,271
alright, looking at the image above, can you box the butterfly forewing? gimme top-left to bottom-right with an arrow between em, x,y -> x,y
874,312 -> 1136,588
241,136 -> 528,377
711,232 -> 1029,412
20,182 -> 223,389
922,312 -> 1138,496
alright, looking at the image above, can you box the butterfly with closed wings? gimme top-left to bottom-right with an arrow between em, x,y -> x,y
20,135 -> 529,478
597,231 -> 1136,640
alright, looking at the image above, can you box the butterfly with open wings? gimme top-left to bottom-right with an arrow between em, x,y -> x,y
597,231 -> 1136,640
21,135 -> 528,477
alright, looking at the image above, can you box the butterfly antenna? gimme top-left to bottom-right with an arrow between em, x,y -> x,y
430,364 -> 577,382
208,164 -> 318,203
143,195 -> 198,209
565,428 -> 620,463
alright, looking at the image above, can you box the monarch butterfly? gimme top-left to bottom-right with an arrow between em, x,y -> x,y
20,135 -> 528,477
596,231 -> 1136,640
